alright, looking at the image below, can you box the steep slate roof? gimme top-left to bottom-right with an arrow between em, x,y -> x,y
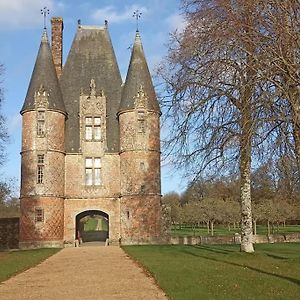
60,25 -> 122,153
120,31 -> 159,112
21,31 -> 65,114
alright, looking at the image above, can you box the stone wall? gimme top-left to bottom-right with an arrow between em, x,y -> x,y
168,233 -> 300,246
0,218 -> 19,249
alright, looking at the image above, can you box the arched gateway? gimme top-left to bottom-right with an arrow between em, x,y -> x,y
75,210 -> 109,243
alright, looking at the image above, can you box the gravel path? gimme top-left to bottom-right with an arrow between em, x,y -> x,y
0,246 -> 168,300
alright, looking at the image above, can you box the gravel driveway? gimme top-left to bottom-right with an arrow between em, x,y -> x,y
0,246 -> 168,300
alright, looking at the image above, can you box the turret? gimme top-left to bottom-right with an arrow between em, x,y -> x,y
19,30 -> 66,248
118,31 -> 161,244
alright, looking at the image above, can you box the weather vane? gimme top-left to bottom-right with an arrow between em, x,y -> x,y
133,9 -> 142,32
41,6 -> 50,30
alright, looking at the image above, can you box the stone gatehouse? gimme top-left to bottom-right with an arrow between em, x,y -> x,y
19,17 -> 162,248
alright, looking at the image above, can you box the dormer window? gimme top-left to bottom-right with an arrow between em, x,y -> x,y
85,116 -> 101,141
37,110 -> 45,137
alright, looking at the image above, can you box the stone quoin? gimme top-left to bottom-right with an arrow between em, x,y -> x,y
19,17 -> 163,248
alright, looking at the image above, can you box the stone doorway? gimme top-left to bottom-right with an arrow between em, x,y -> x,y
75,210 -> 109,244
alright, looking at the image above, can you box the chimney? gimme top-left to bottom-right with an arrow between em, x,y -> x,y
51,17 -> 63,78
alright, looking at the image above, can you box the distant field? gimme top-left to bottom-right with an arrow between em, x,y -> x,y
0,248 -> 60,283
170,224 -> 300,237
83,217 -> 108,231
123,243 -> 300,300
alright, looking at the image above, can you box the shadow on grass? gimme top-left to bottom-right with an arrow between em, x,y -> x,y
181,244 -> 238,255
178,245 -> 300,287
265,253 -> 289,260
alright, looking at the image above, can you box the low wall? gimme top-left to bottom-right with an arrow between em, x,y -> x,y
169,233 -> 300,245
0,217 -> 19,249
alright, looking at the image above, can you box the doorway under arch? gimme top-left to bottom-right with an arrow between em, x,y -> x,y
75,210 -> 109,243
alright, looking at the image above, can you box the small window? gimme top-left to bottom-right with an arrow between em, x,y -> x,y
37,111 -> 45,120
85,157 -> 102,186
140,162 -> 145,171
94,158 -> 101,186
37,154 -> 44,164
138,120 -> 146,133
35,208 -> 44,223
137,111 -> 146,133
85,126 -> 93,140
37,111 -> 45,137
37,154 -> 45,184
137,111 -> 145,120
85,116 -> 101,141
86,117 -> 93,125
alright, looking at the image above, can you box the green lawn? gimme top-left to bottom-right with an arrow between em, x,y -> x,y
171,225 -> 300,237
83,217 -> 108,231
0,248 -> 60,283
123,243 -> 300,300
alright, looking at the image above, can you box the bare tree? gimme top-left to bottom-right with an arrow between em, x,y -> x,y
233,1 -> 300,178
158,0 -> 273,252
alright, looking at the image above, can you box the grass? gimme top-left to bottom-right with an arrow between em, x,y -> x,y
83,217 -> 108,231
171,224 -> 300,237
123,243 -> 300,300
83,218 -> 98,231
0,248 -> 60,283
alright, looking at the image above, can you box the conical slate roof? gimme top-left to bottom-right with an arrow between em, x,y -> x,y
120,31 -> 159,112
60,25 -> 122,153
21,31 -> 65,114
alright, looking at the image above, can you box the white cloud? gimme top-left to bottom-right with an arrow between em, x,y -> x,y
166,13 -> 187,33
0,0 -> 64,30
91,4 -> 148,24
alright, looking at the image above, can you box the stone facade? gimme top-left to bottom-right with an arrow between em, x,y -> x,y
19,17 -> 164,248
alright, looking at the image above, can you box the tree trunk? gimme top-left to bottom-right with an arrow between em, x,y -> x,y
239,109 -> 254,253
267,220 -> 270,235
211,221 -> 214,236
207,221 -> 210,234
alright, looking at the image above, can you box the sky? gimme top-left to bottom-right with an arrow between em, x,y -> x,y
0,0 -> 188,195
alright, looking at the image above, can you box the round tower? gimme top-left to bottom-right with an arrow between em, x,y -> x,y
118,31 -> 162,244
19,30 -> 66,248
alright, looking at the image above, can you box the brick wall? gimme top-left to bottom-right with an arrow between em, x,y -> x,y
0,218 -> 19,249
51,17 -> 63,78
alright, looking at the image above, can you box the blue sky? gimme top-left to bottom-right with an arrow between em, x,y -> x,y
0,0 -> 188,195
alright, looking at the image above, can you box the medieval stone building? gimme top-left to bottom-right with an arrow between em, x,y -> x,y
19,17 -> 162,248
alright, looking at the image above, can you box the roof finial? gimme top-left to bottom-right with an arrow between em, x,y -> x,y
41,6 -> 49,30
133,9 -> 142,32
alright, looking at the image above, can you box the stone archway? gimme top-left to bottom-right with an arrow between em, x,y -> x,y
75,210 -> 109,243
